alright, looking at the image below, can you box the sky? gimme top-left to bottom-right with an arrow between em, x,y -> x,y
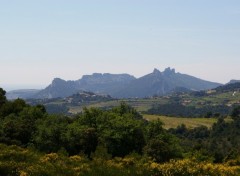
1,0 -> 240,91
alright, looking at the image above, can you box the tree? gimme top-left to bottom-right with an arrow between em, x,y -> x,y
231,106 -> 240,121
78,107 -> 103,128
77,105 -> 145,158
144,120 -> 182,162
0,98 -> 28,118
100,113 -> 145,157
0,106 -> 46,145
144,133 -> 182,163
145,120 -> 164,140
112,102 -> 143,119
33,115 -> 69,153
65,122 -> 98,158
0,88 -> 6,107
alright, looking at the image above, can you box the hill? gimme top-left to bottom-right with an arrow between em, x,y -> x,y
147,82 -> 240,117
214,82 -> 240,93
28,91 -> 114,114
64,91 -> 114,106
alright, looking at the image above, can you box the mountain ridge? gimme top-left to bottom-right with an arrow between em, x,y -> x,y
112,68 -> 221,98
33,73 -> 135,99
7,68 -> 223,99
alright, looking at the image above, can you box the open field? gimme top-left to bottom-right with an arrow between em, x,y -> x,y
180,91 -> 240,107
143,114 -> 232,129
68,98 -> 168,114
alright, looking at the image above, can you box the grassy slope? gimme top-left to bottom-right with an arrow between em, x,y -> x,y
181,91 -> 240,107
68,98 -> 168,114
50,86 -> 240,115
68,91 -> 240,114
69,97 -> 234,130
143,114 -> 227,129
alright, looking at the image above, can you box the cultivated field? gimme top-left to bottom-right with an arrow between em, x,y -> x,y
143,114 -> 232,129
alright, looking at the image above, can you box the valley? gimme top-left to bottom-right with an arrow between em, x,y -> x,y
23,82 -> 240,120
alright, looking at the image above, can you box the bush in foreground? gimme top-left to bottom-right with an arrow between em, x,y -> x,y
0,144 -> 239,176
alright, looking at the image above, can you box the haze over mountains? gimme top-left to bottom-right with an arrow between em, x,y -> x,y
114,68 -> 221,98
33,73 -> 135,99
7,68 -> 222,99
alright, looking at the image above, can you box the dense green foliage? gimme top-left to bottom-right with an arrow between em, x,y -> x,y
0,89 -> 181,162
1,88 -> 240,175
169,113 -> 240,163
0,88 -> 6,107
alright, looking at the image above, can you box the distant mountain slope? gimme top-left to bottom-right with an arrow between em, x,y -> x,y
113,68 -> 221,98
214,82 -> 240,93
33,73 -> 135,99
33,78 -> 79,99
77,73 -> 136,95
6,89 -> 40,100
227,80 -> 240,84
29,68 -> 221,99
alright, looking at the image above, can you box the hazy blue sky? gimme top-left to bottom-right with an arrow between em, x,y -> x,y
1,0 -> 240,90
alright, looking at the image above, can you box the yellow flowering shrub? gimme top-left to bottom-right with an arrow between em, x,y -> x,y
0,144 -> 239,176
147,158 -> 240,176
40,153 -> 59,163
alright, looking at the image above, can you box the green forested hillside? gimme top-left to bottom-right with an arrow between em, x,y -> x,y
147,83 -> 240,117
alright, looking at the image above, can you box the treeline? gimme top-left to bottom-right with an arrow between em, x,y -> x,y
147,103 -> 230,117
0,88 -> 240,175
169,113 -> 240,163
214,82 -> 240,93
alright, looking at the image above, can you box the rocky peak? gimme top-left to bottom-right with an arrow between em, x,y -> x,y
51,78 -> 66,86
163,67 -> 175,75
152,68 -> 161,75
